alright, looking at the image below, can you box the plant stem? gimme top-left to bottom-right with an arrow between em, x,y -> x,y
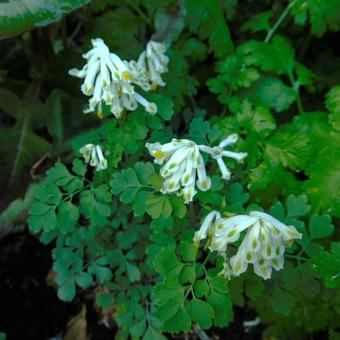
123,0 -> 152,27
288,70 -> 304,114
265,1 -> 295,43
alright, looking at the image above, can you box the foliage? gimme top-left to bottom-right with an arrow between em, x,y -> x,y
0,0 -> 339,338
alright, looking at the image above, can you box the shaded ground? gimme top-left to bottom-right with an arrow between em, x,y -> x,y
0,231 -> 262,340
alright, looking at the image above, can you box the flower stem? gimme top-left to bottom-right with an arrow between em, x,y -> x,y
264,1 -> 296,43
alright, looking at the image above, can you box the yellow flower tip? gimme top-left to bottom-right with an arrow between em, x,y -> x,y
97,111 -> 104,119
151,82 -> 158,91
154,150 -> 165,159
122,71 -> 132,81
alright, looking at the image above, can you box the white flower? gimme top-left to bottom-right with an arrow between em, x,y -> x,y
69,38 -> 158,118
146,139 -> 211,203
146,134 -> 247,203
198,134 -> 247,180
79,144 -> 108,171
193,210 -> 221,243
144,41 -> 169,88
194,210 -> 302,280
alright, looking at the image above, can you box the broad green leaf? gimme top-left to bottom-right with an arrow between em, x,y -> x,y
207,291 -> 233,327
110,162 -> 154,203
247,76 -> 296,112
188,299 -> 215,329
312,242 -> 340,288
184,0 -> 233,58
126,262 -> 141,282
291,0 -> 340,37
146,194 -> 172,219
241,11 -> 272,33
194,279 -> 210,298
164,306 -> 191,334
0,0 -> 90,37
76,272 -> 93,289
57,280 -> 76,302
57,201 -> 79,233
309,214 -> 334,239
271,287 -> 295,316
303,148 -> 340,217
286,195 -> 311,218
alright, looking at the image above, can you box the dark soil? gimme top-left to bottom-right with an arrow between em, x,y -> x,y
0,231 -> 262,340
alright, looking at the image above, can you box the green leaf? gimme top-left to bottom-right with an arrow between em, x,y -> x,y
312,242 -> 340,288
291,0 -> 340,37
185,0 -> 233,58
152,246 -> 181,274
45,89 -> 63,141
143,326 -> 166,340
179,241 -> 198,262
247,76 -> 296,112
164,306 -> 191,334
76,272 -> 93,289
96,293 -> 114,309
72,159 -> 87,177
0,0 -> 90,37
130,318 -> 146,338
241,11 -> 272,33
235,100 -> 276,134
146,194 -> 172,219
157,300 -> 180,322
110,162 -> 154,203
126,262 -> 141,282
286,195 -> 311,218
57,280 -> 76,302
271,287 -> 295,316
28,206 -> 57,233
194,279 -> 210,298
303,148 -> 340,217
0,117 -> 50,188
80,189 -> 111,226
245,36 -> 295,75
188,299 -> 215,329
57,201 -> 79,233
189,118 -> 210,144
226,183 -> 249,205
309,214 -> 334,239
179,265 -> 196,284
147,94 -> 174,121
207,291 -> 233,327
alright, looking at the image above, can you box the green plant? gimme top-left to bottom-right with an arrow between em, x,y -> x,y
1,0 -> 339,338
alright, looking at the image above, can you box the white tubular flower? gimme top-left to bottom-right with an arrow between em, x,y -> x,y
193,210 -> 221,243
199,134 -> 247,180
69,38 -> 158,117
146,139 -> 211,203
209,215 -> 258,253
194,210 -> 302,280
79,144 -> 108,171
145,41 -> 169,88
69,38 -> 131,95
229,212 -> 301,280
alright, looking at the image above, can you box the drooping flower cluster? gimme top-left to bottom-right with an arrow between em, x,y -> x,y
146,134 -> 247,203
79,144 -> 108,171
194,210 -> 302,280
69,38 -> 168,118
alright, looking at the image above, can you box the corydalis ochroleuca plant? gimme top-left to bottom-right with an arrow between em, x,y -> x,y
69,38 -> 168,118
146,134 -> 247,203
194,210 -> 302,280
79,144 -> 108,171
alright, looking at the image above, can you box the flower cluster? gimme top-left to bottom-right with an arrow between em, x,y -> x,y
194,210 -> 302,280
146,134 -> 247,203
79,144 -> 108,171
69,38 -> 168,118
